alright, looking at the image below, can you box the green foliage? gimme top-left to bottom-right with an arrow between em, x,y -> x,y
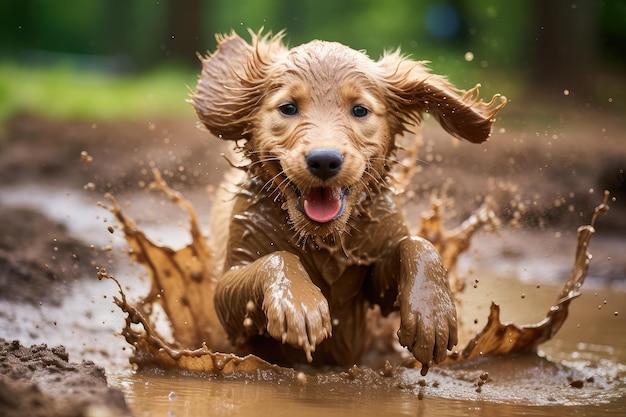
0,0 -> 622,121
207,0 -> 442,57
1,0 -> 540,69
0,62 -> 196,123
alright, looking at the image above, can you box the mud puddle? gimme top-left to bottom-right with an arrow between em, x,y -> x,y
109,349 -> 625,417
106,250 -> 625,415
3,183 -> 625,416
104,279 -> 626,417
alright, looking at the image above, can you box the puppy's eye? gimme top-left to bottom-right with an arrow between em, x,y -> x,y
351,105 -> 369,118
279,103 -> 298,116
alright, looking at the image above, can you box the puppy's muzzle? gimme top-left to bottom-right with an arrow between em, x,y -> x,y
295,148 -> 347,223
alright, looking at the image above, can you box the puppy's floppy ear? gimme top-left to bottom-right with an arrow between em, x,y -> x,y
191,30 -> 287,141
378,51 -> 507,143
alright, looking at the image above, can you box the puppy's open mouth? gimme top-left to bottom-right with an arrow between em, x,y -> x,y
296,186 -> 347,223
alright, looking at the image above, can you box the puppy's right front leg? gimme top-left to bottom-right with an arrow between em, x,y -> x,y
215,251 -> 332,361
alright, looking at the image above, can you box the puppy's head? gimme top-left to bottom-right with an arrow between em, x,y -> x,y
192,30 -> 506,240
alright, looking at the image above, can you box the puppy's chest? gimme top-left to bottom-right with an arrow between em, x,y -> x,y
303,234 -> 380,278
299,236 -> 381,302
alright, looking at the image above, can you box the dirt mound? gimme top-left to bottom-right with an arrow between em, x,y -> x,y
0,338 -> 132,417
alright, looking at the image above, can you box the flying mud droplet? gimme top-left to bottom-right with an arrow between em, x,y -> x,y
80,150 -> 93,164
296,371 -> 307,385
569,380 -> 584,389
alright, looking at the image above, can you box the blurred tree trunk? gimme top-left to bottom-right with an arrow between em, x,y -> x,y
102,0 -> 133,71
529,0 -> 600,100
163,0 -> 204,67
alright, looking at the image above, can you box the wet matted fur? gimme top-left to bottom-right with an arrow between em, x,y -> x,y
192,30 -> 506,372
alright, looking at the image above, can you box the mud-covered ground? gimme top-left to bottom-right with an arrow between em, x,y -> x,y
0,102 -> 624,416
0,339 -> 131,417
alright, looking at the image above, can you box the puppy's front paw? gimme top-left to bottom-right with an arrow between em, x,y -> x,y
263,278 -> 332,361
397,284 -> 458,375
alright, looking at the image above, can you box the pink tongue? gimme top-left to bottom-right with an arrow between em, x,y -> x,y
303,187 -> 342,223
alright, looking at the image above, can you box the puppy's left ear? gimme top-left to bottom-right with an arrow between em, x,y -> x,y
378,52 -> 507,143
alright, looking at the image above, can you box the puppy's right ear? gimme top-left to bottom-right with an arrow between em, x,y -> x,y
191,30 -> 287,141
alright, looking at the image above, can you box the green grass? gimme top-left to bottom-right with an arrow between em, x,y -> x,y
0,62 -> 198,123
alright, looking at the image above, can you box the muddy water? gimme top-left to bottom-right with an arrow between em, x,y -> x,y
104,278 -> 625,417
1,185 -> 625,416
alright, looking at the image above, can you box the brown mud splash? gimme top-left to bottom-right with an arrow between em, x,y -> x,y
101,170 -> 225,351
98,167 -> 610,376
445,190 -> 611,364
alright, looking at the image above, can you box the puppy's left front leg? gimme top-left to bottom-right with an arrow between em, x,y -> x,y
372,236 -> 458,374
397,237 -> 458,373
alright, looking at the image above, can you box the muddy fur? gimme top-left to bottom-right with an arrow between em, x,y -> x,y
191,30 -> 506,371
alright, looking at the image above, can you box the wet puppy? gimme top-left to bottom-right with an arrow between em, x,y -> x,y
192,31 -> 505,372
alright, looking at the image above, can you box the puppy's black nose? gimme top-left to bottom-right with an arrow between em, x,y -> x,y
305,148 -> 343,180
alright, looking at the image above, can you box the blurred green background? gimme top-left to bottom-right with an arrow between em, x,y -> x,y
0,0 -> 624,121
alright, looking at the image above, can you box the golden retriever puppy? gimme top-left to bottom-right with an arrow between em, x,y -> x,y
191,31 -> 505,373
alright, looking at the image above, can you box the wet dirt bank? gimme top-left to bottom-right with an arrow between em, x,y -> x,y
0,109 -> 624,416
0,338 -> 132,417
